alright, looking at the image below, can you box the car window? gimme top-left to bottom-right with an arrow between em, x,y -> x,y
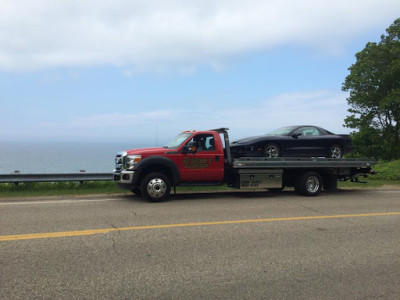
268,126 -> 296,135
293,127 -> 321,136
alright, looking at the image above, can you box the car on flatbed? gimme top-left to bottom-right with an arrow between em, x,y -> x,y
230,125 -> 352,159
113,128 -> 374,202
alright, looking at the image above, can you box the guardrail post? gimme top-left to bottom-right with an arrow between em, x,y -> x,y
13,170 -> 20,186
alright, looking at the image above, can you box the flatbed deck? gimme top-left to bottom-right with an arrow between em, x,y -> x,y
232,157 -> 375,169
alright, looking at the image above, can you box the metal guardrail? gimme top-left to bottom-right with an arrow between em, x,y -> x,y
0,173 -> 113,183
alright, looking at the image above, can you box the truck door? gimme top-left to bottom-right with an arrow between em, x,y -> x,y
179,133 -> 224,182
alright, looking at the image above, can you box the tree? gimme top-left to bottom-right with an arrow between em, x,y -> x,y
342,18 -> 400,160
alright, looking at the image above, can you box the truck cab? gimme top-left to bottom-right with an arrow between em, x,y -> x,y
113,129 -> 228,201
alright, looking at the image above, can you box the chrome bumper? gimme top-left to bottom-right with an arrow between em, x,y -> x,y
113,170 -> 134,184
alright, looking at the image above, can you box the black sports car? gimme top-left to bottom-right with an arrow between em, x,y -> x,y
230,125 -> 352,158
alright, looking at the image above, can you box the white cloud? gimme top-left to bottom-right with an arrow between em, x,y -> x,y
0,0 -> 398,71
202,90 -> 351,140
225,90 -> 350,137
70,110 -> 177,128
26,89 -> 348,142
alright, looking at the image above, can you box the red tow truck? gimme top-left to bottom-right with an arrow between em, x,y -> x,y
113,128 -> 375,202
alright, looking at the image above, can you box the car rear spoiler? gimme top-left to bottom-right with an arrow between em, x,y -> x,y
338,134 -> 351,140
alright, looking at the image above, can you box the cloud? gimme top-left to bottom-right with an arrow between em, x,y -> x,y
208,90 -> 350,139
0,0 -> 398,71
70,110 -> 177,128
27,89 -> 348,142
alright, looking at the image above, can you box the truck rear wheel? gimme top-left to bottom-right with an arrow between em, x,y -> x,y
295,171 -> 322,196
141,172 -> 171,202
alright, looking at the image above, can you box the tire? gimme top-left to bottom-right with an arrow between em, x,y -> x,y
295,171 -> 322,196
264,143 -> 281,158
140,172 -> 171,202
328,144 -> 343,158
131,186 -> 141,196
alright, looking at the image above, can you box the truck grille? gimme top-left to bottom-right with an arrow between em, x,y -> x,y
114,152 -> 125,171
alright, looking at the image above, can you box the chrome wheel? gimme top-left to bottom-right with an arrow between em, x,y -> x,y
264,144 -> 280,158
329,144 -> 343,158
295,171 -> 322,196
141,172 -> 171,202
305,176 -> 320,193
146,178 -> 167,198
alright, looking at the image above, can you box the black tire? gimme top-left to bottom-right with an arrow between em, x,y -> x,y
140,172 -> 171,202
131,186 -> 141,196
328,144 -> 343,158
264,143 -> 281,158
295,171 -> 322,196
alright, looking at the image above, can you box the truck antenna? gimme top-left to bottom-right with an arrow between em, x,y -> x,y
156,125 -> 158,147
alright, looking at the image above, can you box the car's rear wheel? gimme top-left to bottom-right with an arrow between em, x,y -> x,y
328,144 -> 343,158
264,144 -> 281,158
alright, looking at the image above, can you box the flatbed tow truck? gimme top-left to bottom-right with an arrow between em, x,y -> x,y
113,128 -> 375,202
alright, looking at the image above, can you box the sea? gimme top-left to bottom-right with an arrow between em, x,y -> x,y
0,141 -> 150,174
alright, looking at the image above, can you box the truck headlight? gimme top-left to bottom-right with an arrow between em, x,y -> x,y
124,155 -> 142,170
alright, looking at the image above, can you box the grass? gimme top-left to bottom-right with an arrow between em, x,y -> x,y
1,160 -> 399,198
370,159 -> 400,180
0,181 -> 128,198
337,159 -> 400,189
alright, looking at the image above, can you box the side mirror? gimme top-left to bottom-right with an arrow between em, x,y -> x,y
181,146 -> 189,154
188,141 -> 197,153
291,133 -> 301,138
181,141 -> 197,154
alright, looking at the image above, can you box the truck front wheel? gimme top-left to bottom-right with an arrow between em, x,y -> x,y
295,171 -> 322,196
131,187 -> 141,196
141,172 -> 171,202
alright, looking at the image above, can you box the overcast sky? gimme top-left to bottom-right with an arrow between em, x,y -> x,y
1,0 -> 399,145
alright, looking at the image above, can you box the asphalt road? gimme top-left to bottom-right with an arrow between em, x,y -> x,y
1,189 -> 400,299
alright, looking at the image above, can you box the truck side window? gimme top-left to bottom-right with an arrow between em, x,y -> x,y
190,134 -> 215,152
206,136 -> 215,151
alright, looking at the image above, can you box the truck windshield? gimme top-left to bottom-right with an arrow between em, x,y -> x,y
164,132 -> 192,149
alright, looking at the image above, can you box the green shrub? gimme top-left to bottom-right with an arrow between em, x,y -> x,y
371,159 -> 400,180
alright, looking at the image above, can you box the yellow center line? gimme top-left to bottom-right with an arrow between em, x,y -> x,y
1,211 -> 399,242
